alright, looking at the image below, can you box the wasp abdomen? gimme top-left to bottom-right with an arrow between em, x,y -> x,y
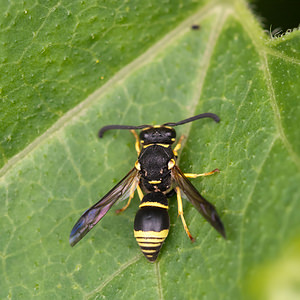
134,192 -> 170,262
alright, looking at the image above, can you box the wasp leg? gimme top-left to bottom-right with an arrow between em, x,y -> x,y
173,135 -> 185,157
184,168 -> 220,178
116,180 -> 138,214
136,185 -> 144,201
115,192 -> 134,214
130,130 -> 141,155
175,187 -> 195,242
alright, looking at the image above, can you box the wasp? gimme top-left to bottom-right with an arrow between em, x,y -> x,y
69,113 -> 226,262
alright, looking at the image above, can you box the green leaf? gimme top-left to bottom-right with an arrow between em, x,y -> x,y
1,1 -> 300,300
0,0 -> 202,168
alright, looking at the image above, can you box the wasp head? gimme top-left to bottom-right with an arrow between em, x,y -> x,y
140,126 -> 176,145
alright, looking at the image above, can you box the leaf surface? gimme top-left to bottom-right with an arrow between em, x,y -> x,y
1,1 -> 300,299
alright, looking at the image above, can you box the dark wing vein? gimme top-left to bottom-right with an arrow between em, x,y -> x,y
70,167 -> 140,246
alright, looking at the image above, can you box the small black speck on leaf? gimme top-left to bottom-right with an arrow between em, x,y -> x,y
191,24 -> 200,30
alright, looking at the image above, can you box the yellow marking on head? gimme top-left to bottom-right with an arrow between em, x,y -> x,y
148,180 -> 161,184
153,125 -> 162,128
138,242 -> 161,247
135,161 -> 141,170
141,126 -> 151,131
134,229 -> 169,238
139,202 -> 168,209
140,140 -> 144,144
168,159 -> 175,169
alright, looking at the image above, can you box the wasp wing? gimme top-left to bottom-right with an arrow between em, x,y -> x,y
171,165 -> 226,238
70,167 -> 140,246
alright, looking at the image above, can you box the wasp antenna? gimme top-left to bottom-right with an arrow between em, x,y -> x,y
163,113 -> 220,127
98,124 -> 150,138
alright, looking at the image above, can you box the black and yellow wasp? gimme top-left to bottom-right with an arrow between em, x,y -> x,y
69,113 -> 226,262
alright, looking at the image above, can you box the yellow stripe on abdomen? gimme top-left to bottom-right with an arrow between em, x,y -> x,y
138,242 -> 161,247
134,229 -> 168,239
134,229 -> 169,262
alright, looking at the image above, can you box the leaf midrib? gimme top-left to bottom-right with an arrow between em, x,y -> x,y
177,7 -> 232,162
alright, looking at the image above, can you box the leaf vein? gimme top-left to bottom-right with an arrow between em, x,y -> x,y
237,135 -> 278,280
84,254 -> 142,299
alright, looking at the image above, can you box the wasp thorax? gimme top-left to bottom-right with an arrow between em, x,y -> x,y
140,126 -> 176,145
